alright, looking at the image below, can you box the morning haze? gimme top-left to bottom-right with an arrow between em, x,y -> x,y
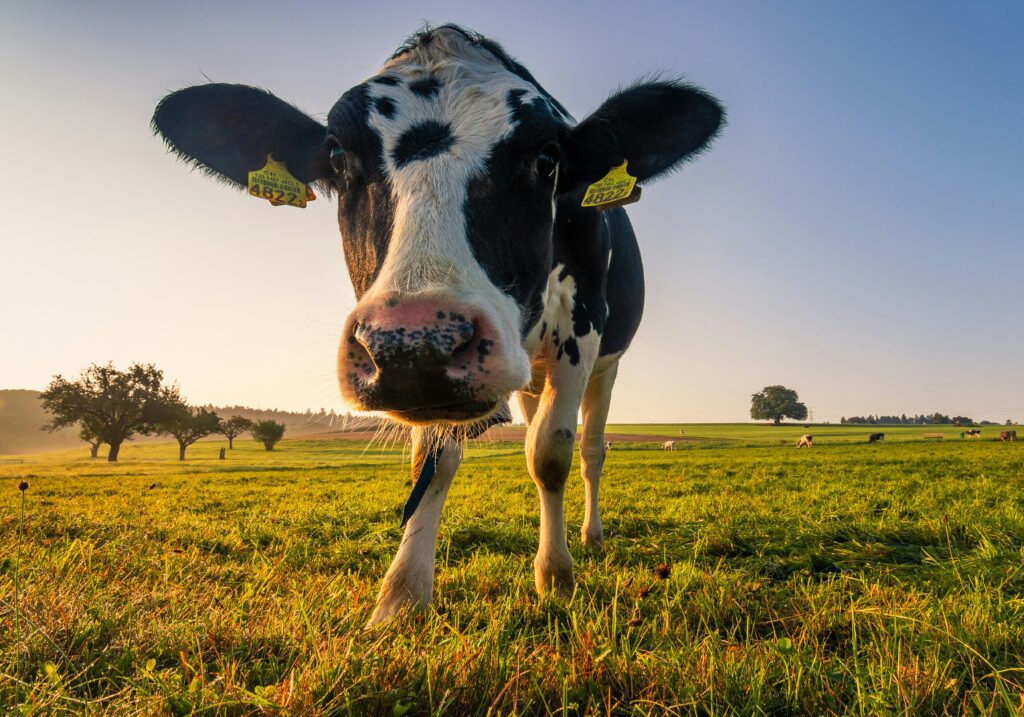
2,0 -> 1021,422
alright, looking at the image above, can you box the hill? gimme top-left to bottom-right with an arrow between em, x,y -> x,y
0,389 -> 385,455
0,389 -> 80,454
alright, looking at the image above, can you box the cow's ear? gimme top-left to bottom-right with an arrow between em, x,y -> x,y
558,80 -> 723,193
152,83 -> 331,187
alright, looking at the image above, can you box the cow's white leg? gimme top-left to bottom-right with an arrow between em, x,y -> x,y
525,337 -> 599,596
367,428 -> 462,627
578,356 -> 619,549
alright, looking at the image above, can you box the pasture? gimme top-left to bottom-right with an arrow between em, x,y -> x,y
2,429 -> 1023,715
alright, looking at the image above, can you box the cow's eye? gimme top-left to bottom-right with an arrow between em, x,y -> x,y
534,146 -> 560,180
329,144 -> 347,176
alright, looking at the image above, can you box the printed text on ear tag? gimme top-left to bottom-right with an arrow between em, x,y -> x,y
581,160 -> 640,209
247,155 -> 315,208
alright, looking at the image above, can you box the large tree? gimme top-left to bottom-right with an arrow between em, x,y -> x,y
750,385 -> 808,425
157,401 -> 222,460
250,420 -> 286,451
219,415 -> 253,449
39,363 -> 175,462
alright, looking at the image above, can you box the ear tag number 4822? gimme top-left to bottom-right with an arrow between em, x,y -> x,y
581,161 -> 641,210
247,155 -> 316,208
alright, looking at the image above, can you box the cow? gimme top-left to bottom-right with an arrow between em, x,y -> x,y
662,440 -> 677,451
965,429 -> 981,438
999,430 -> 1017,442
151,24 -> 722,625
604,441 -> 613,451
868,432 -> 885,444
796,435 -> 813,448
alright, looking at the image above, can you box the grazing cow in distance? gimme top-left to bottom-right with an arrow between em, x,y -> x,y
151,24 -> 723,625
604,441 -> 613,451
999,430 -> 1017,442
796,435 -> 813,448
868,432 -> 885,444
965,429 -> 981,438
662,440 -> 677,451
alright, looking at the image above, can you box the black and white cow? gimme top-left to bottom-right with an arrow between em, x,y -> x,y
868,432 -> 885,444
152,25 -> 723,625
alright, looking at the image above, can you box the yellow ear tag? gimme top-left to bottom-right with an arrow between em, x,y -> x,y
247,155 -> 316,208
581,160 -> 641,209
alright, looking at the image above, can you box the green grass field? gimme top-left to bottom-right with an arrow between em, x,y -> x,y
2,430 -> 1023,714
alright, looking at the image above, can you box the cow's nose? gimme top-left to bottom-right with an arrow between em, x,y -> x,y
352,313 -> 476,372
338,293 -> 528,422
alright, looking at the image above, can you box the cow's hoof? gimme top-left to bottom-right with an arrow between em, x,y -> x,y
581,526 -> 604,550
365,591 -> 421,628
534,554 -> 576,597
365,570 -> 431,628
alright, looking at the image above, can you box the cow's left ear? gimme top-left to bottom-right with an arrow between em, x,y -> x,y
152,83 -> 331,188
558,80 -> 724,193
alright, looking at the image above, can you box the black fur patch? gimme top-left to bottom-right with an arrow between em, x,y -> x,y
409,76 -> 442,97
393,120 -> 455,167
374,96 -> 396,118
371,75 -> 401,86
561,337 -> 580,365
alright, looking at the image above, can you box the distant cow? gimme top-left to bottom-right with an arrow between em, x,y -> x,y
796,435 -> 813,448
965,429 -> 981,438
999,430 -> 1017,442
868,432 -> 885,444
662,440 -> 676,451
604,441 -> 613,451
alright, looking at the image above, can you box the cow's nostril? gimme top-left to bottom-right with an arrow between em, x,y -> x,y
451,320 -> 475,354
344,326 -> 378,379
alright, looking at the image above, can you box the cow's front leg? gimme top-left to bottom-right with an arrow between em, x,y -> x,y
367,428 -> 462,627
525,341 -> 599,596
579,356 -> 620,549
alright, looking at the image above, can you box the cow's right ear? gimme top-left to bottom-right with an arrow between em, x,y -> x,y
152,83 -> 331,187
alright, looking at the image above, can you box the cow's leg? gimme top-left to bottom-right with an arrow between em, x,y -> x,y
578,356 -> 619,549
525,342 -> 599,596
367,427 -> 462,627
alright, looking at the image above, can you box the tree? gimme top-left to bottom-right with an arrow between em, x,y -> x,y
750,385 -> 808,425
157,400 -> 221,460
80,426 -> 103,459
39,363 -> 174,462
219,415 -> 253,449
251,420 -> 286,451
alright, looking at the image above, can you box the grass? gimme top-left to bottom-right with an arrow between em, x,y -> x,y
1,433 -> 1023,715
604,423 -> 1021,445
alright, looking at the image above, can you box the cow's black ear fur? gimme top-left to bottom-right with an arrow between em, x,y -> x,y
559,80 -> 723,192
152,83 -> 331,188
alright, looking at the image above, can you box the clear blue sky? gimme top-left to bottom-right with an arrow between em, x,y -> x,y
2,1 -> 1022,422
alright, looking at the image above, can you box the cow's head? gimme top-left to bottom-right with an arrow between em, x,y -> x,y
153,25 -> 722,426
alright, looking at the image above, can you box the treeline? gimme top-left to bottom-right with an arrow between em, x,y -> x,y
0,388 -> 388,455
840,413 -> 995,426
201,405 -> 387,434
39,362 -> 295,461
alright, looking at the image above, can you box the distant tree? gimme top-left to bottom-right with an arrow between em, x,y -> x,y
157,400 -> 221,460
750,385 -> 808,425
39,362 -> 174,462
251,420 -> 286,451
219,415 -> 253,449
1007,419 -> 1015,426
80,426 -> 103,459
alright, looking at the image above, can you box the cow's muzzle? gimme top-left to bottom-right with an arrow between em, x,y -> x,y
338,293 -> 519,424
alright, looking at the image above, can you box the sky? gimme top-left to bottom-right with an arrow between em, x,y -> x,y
1,1 -> 1022,423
